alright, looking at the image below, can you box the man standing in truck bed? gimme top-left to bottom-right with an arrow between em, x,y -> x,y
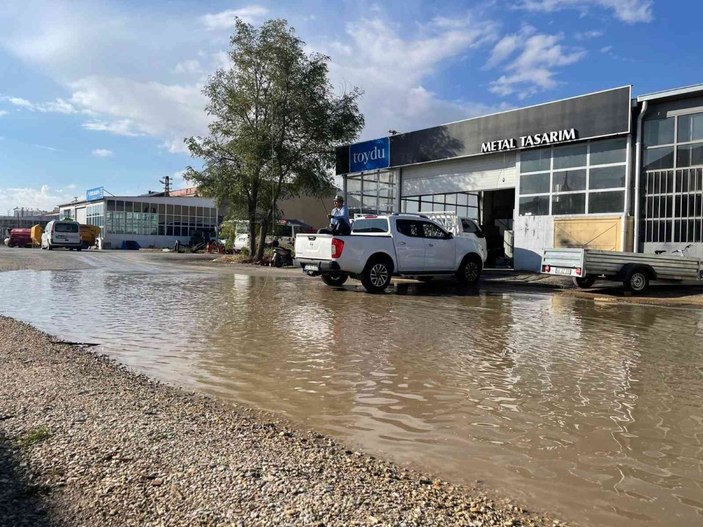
319,195 -> 351,235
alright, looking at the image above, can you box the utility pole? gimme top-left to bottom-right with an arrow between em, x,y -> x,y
159,175 -> 171,195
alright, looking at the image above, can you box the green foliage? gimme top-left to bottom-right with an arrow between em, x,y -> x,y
21,426 -> 51,447
219,221 -> 237,250
185,18 -> 363,260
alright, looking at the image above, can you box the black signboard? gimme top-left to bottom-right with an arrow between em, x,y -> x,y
335,86 -> 631,174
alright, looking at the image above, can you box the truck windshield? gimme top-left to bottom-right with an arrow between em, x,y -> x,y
352,218 -> 389,233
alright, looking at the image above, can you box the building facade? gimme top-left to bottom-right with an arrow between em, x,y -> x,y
335,84 -> 703,269
58,192 -> 218,249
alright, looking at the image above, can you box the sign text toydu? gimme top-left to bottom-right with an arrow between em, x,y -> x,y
481,128 -> 577,153
349,137 -> 390,172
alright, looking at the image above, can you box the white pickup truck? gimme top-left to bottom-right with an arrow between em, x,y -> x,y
294,214 -> 484,293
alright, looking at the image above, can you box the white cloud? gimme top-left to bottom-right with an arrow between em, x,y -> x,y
0,110 -> 7,117
200,6 -> 269,30
0,184 -> 75,214
91,148 -> 113,157
1,94 -> 86,114
320,14 -> 503,138
485,26 -> 536,69
170,170 -> 188,189
7,96 -> 34,109
487,30 -> 586,98
71,76 -> 209,150
575,30 -> 604,40
82,119 -> 145,137
516,0 -> 653,23
173,59 -> 202,75
33,144 -> 59,152
40,98 -> 79,114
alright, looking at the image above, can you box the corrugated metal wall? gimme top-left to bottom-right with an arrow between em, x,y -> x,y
401,152 -> 517,196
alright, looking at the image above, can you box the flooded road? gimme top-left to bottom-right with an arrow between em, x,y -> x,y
1,263 -> 702,526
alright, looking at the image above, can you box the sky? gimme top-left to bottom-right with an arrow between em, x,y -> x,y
0,0 -> 700,215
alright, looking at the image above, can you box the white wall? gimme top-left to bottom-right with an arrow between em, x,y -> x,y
514,215 -> 554,271
76,207 -> 87,224
401,152 -> 517,195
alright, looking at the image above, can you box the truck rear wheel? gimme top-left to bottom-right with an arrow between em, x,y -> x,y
624,268 -> 649,294
361,258 -> 392,293
457,254 -> 482,285
573,275 -> 596,288
321,273 -> 348,287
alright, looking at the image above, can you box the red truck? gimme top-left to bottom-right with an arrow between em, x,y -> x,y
4,228 -> 33,248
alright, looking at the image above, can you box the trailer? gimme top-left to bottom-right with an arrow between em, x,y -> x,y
541,248 -> 703,293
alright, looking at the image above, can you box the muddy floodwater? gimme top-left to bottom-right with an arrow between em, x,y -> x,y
1,264 -> 702,526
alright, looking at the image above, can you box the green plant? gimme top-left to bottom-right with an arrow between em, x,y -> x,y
21,426 -> 51,447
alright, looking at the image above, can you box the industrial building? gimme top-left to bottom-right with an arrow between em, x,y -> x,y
58,187 -> 218,249
335,84 -> 703,269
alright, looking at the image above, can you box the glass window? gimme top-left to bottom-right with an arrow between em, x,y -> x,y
421,222 -> 447,239
552,193 -> 585,215
590,138 -> 627,165
644,117 -> 675,146
351,218 -> 389,233
553,143 -> 587,169
394,219 -> 421,237
520,148 -> 551,173
519,196 -> 549,216
677,113 -> 703,143
588,191 -> 624,213
676,142 -> 703,168
520,173 -> 550,194
645,147 -> 674,170
402,199 -> 419,213
55,222 -> 79,233
552,169 -> 586,192
590,165 -> 626,189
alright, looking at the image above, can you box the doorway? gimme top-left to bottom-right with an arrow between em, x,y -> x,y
480,189 -> 515,267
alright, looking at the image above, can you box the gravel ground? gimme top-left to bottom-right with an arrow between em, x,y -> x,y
0,317 -> 565,527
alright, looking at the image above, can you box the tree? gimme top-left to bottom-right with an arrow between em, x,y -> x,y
185,18 -> 363,260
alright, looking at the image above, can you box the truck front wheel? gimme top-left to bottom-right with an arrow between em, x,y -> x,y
361,258 -> 392,293
457,255 -> 482,286
321,273 -> 348,287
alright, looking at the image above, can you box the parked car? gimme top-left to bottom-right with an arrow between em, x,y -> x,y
233,233 -> 249,252
41,220 -> 82,251
294,213 -> 484,293
4,228 -> 33,248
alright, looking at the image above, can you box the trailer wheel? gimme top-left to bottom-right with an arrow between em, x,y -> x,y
361,257 -> 392,293
573,275 -> 596,289
624,268 -> 649,294
321,273 -> 348,287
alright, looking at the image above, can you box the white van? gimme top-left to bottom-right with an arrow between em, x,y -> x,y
41,220 -> 82,251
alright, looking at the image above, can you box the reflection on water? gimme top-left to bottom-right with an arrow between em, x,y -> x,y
2,268 -> 703,526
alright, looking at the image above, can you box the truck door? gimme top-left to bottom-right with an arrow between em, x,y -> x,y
421,221 -> 455,271
394,219 -> 426,272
